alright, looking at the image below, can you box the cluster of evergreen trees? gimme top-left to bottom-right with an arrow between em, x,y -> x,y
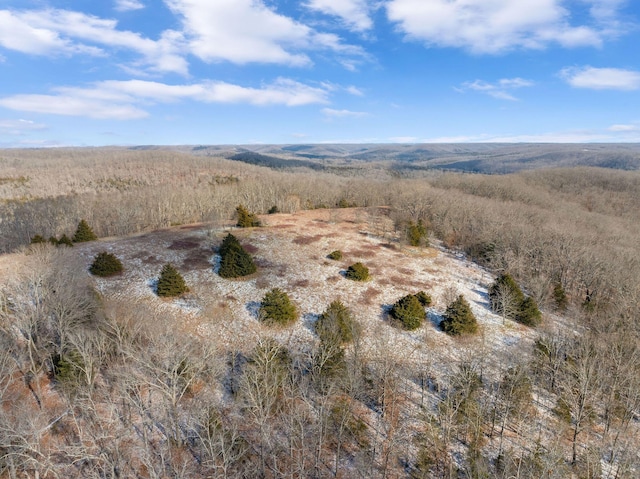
31,219 -> 97,248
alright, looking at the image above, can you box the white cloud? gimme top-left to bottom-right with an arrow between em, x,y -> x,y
608,123 -> 640,132
306,0 -> 373,31
386,0 -> 619,54
115,0 -> 145,12
0,119 -> 48,135
322,108 -> 368,118
458,77 -> 534,101
561,66 -> 640,90
164,0 -> 364,66
0,9 -> 187,74
0,79 -> 331,119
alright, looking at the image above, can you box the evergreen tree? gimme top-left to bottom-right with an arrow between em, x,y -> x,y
488,273 -> 524,315
89,251 -> 124,277
553,283 -> 568,311
315,300 -> 357,344
48,236 -> 58,245
30,234 -> 45,244
406,219 -> 428,247
218,233 -> 257,278
236,204 -> 261,228
441,295 -> 478,336
345,262 -> 369,281
489,273 -> 541,327
259,288 -> 297,326
157,263 -> 188,297
57,234 -> 74,247
327,250 -> 343,261
72,219 -> 98,242
517,297 -> 542,327
390,294 -> 426,330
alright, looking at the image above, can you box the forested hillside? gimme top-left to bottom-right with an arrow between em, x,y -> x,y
1,147 -> 639,478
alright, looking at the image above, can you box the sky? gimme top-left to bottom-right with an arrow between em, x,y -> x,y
0,0 -> 639,147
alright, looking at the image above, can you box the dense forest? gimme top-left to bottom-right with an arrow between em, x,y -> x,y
1,146 -> 639,478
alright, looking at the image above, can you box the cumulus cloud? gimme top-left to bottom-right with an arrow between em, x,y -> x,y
386,0 -> 620,54
0,9 -> 187,74
306,0 -> 373,31
0,79 -> 331,119
457,77 -> 534,101
115,0 -> 145,12
165,0 -> 364,66
561,66 -> 640,90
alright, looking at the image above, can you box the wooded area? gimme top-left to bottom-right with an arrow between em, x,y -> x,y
1,147 -> 639,478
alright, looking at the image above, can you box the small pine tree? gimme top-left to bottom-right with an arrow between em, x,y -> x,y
327,250 -> 343,260
57,234 -> 74,247
49,236 -> 58,245
268,205 -> 279,214
517,297 -> 542,327
488,273 -> 524,314
157,263 -> 188,297
30,234 -> 46,244
390,294 -> 426,330
441,295 -> 478,336
315,300 -> 357,344
218,233 -> 257,278
89,251 -> 124,277
345,262 -> 369,281
72,219 -> 98,242
236,205 -> 261,228
553,283 -> 568,311
259,288 -> 297,326
406,219 -> 428,247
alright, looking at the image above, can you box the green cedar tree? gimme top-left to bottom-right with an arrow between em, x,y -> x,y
157,263 -> 188,297
72,219 -> 98,242
390,294 -> 426,330
315,300 -> 357,344
89,251 -> 124,277
259,288 -> 297,326
440,295 -> 478,336
345,262 -> 369,281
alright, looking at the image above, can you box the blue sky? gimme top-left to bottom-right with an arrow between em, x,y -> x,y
1,0 -> 639,147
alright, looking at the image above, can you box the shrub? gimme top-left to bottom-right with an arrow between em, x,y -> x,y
236,204 -> 261,228
218,233 -> 257,278
89,251 -> 124,277
327,250 -> 343,261
157,263 -> 188,297
72,219 -> 98,242
30,234 -> 46,244
315,300 -> 357,344
268,205 -> 279,214
440,295 -> 478,336
390,294 -> 426,330
345,262 -> 369,281
48,236 -> 59,245
259,288 -> 297,326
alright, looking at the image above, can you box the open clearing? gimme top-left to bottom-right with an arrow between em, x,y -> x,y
33,208 -> 536,381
